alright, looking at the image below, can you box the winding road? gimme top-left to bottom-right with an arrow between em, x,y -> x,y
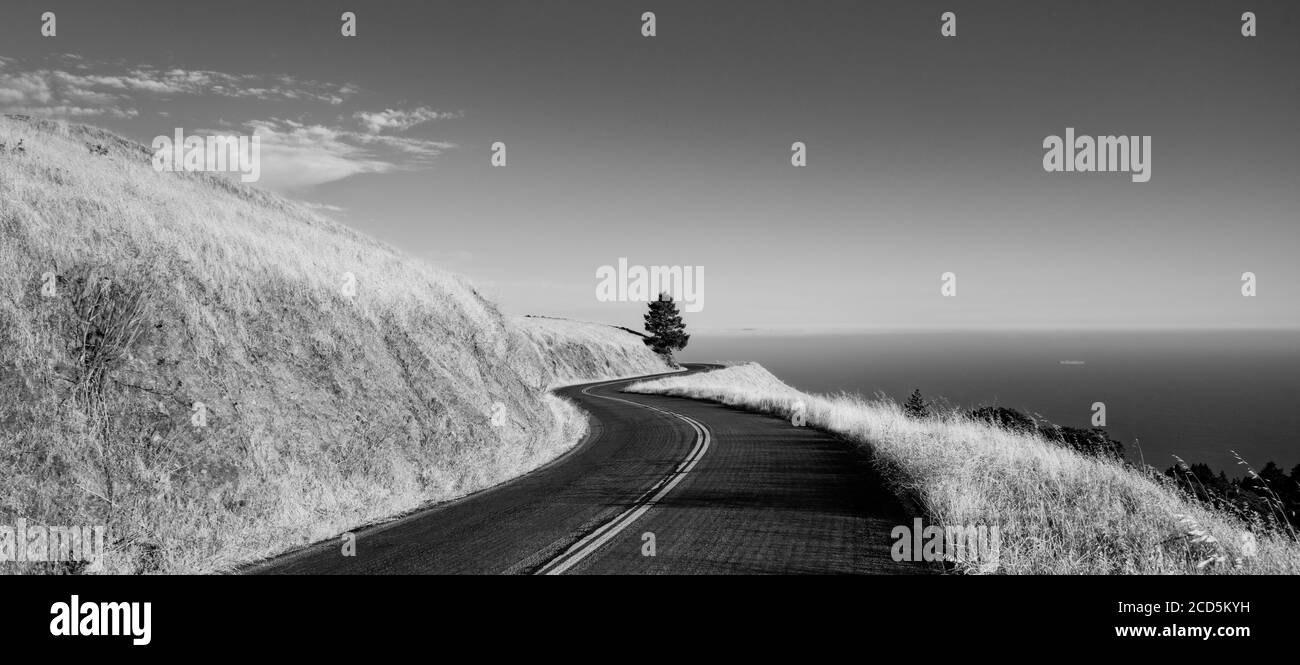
250,364 -> 932,574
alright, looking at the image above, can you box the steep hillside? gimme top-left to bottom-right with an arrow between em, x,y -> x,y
0,115 -> 668,573
517,315 -> 671,384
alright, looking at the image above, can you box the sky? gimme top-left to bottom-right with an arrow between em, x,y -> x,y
2,0 -> 1297,333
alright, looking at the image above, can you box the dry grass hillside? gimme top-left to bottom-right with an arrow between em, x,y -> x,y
517,315 -> 669,384
0,115 -> 668,573
626,363 -> 1300,574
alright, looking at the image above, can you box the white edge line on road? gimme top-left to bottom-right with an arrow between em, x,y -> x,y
534,376 -> 712,575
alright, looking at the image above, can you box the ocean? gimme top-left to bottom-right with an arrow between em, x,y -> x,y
678,330 -> 1300,475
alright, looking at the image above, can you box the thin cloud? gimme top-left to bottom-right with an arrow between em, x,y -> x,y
235,118 -> 456,191
0,57 -> 456,192
0,57 -> 359,118
354,107 -> 462,134
0,71 -> 53,104
4,105 -> 138,119
301,201 -> 348,214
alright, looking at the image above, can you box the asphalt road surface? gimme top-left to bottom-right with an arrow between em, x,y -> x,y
250,364 -> 933,574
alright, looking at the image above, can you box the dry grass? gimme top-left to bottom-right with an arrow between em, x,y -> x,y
0,115 -> 667,573
626,363 -> 1300,574
516,315 -> 668,386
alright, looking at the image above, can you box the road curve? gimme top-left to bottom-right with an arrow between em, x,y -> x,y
249,364 -> 933,574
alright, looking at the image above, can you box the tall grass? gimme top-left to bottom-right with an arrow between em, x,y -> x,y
625,363 -> 1300,574
517,316 -> 669,385
0,115 -> 668,573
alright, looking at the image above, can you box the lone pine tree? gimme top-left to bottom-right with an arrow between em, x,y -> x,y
643,292 -> 690,360
904,389 -> 930,419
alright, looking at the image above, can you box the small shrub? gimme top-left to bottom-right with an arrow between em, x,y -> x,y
903,388 -> 929,418
968,406 -> 1036,434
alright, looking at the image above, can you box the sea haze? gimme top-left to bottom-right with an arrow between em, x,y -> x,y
679,330 -> 1300,474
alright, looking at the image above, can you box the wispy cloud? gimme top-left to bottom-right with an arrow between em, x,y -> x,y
233,118 -> 456,191
0,71 -> 53,104
0,56 -> 462,192
354,107 -> 462,133
301,201 -> 348,214
3,104 -> 138,119
0,57 -> 360,119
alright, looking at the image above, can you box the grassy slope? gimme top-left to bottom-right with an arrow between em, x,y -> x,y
626,363 -> 1300,574
516,315 -> 669,384
0,116 -> 668,573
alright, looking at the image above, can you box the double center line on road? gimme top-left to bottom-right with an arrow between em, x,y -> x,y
533,376 -> 712,575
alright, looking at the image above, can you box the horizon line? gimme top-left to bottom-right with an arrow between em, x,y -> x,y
675,324 -> 1300,336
